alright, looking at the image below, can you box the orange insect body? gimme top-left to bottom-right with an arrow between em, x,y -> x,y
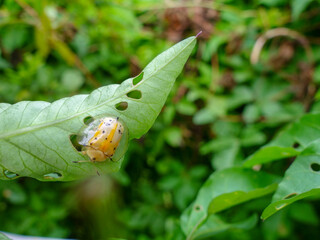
80,117 -> 125,162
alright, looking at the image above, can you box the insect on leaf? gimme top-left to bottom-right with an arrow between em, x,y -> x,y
0,36 -> 197,181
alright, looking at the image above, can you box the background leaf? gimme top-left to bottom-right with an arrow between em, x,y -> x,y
180,168 -> 280,238
0,36 -> 196,181
243,113 -> 320,167
262,138 -> 320,219
190,214 -> 257,240
291,0 -> 314,20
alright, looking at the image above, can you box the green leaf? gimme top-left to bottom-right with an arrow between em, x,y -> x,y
262,138 -> 320,219
164,126 -> 183,147
243,146 -> 300,167
189,214 -> 257,240
61,69 -> 84,92
207,171 -> 279,214
1,25 -> 29,54
202,35 -> 227,61
0,232 -> 12,240
0,36 -> 196,181
240,126 -> 266,147
180,168 -> 279,238
243,104 -> 260,123
226,86 -> 253,110
243,113 -> 320,167
193,97 -> 226,125
291,0 -> 313,20
176,99 -> 197,116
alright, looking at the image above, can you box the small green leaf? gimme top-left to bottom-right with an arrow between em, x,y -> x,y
61,69 -> 84,92
291,0 -> 313,20
240,126 -> 266,147
164,126 -> 183,147
0,36 -> 197,181
262,138 -> 320,219
189,214 -> 257,240
243,104 -> 260,123
193,97 -> 226,125
208,170 -> 279,214
1,25 -> 29,53
227,86 -> 253,110
181,168 -> 279,238
243,146 -> 300,167
243,113 -> 320,167
176,99 -> 197,116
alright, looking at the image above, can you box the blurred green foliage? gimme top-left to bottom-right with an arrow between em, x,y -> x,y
0,0 -> 320,239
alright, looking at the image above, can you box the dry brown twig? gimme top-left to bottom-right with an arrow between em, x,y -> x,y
250,27 -> 313,65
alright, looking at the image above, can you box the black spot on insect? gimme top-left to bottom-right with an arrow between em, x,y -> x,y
90,143 -> 93,145
118,129 -> 121,133
109,119 -> 112,122
93,157 -> 96,161
107,123 -> 110,126
95,137 -> 98,140
105,137 -> 108,140
102,130 -> 105,134
113,147 -> 116,150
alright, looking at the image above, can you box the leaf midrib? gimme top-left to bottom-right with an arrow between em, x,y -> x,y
0,37 -> 196,139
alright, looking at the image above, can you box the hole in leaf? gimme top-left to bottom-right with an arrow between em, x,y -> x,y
127,90 -> 142,99
194,204 -> 203,212
3,170 -> 19,179
311,163 -> 320,172
115,102 -> 128,111
283,193 -> 298,200
70,134 -> 82,151
44,172 -> 62,179
275,203 -> 287,210
83,116 -> 94,125
132,72 -> 144,85
292,142 -> 300,149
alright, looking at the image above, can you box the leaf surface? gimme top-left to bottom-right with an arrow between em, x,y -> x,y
0,232 -> 12,240
262,138 -> 320,219
243,113 -> 320,167
180,168 -> 279,238
0,36 -> 196,181
189,214 -> 257,240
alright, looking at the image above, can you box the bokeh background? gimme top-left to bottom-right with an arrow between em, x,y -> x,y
1,0 -> 320,239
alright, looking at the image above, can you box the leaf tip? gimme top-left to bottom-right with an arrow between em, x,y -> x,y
196,31 -> 203,38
